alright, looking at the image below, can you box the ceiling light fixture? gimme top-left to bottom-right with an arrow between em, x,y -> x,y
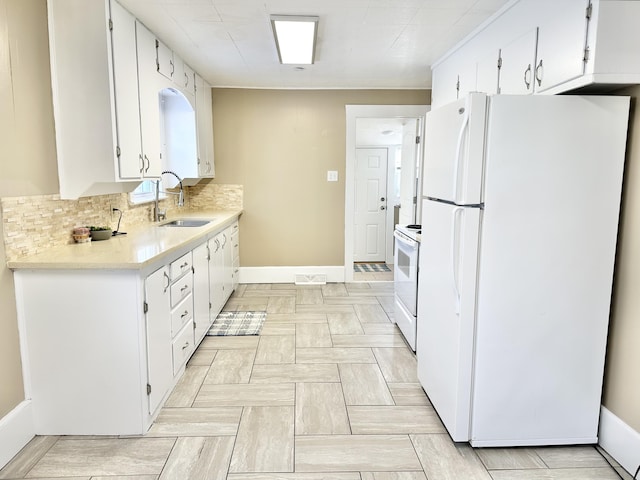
270,15 -> 318,65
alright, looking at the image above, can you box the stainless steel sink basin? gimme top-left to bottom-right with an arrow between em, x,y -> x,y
161,219 -> 211,227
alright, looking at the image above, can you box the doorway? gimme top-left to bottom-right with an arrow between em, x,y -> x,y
345,105 -> 428,283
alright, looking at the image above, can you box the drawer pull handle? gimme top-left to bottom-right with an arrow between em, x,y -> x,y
181,285 -> 189,293
181,311 -> 189,318
180,261 -> 189,269
182,341 -> 190,350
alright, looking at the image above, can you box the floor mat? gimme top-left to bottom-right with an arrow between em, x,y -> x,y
207,311 -> 266,336
354,263 -> 391,273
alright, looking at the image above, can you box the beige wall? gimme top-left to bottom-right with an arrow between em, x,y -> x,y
211,88 -> 430,267
603,86 -> 640,432
0,0 -> 57,417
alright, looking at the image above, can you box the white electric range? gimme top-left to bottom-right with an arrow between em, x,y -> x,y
393,224 -> 421,351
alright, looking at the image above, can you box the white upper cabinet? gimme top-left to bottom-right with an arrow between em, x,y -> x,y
47,0 -> 213,195
533,0 -> 590,93
135,21 -> 163,178
155,37 -> 174,80
47,0 -> 142,198
110,1 -> 144,179
476,49 -> 500,95
175,59 -> 196,97
497,29 -> 538,95
195,73 -> 215,178
431,0 -> 640,106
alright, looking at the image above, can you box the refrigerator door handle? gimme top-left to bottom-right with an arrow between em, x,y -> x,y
450,206 -> 464,315
452,107 -> 470,203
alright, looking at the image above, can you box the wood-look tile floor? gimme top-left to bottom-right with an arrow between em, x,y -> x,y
1,282 -> 631,480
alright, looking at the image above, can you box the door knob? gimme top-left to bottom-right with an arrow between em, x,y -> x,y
380,206 -> 386,210
380,197 -> 386,201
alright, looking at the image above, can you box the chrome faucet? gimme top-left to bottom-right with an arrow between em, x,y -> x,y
154,170 -> 185,222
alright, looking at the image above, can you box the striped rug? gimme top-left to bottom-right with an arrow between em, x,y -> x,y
354,263 -> 391,273
207,311 -> 266,336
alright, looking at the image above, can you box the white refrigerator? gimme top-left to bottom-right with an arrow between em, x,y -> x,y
417,92 -> 630,447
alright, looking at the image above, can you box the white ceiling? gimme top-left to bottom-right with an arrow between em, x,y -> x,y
117,0 -> 511,89
356,118 -> 406,145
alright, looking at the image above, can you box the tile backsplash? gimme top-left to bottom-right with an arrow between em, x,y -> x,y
1,182 -> 242,262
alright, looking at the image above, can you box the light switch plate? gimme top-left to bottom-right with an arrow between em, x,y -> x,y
327,170 -> 338,182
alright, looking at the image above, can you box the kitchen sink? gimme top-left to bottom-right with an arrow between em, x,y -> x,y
160,219 -> 211,227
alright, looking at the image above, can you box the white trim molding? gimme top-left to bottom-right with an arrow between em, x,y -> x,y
344,105 -> 428,283
599,406 -> 640,476
0,400 -> 35,469
239,266 -> 344,284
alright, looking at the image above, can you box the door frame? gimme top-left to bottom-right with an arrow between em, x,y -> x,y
345,105 -> 428,282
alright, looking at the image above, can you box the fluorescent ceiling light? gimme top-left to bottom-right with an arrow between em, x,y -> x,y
271,15 -> 318,65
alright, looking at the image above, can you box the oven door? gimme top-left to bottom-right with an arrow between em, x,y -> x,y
394,230 -> 419,316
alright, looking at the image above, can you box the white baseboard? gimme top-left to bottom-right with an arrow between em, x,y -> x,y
0,400 -> 35,469
599,406 -> 640,476
239,266 -> 345,284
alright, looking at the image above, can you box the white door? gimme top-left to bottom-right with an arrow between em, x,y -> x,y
354,148 -> 388,262
417,199 -> 481,442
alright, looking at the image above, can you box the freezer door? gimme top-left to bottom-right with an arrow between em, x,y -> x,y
422,93 -> 488,205
416,199 -> 481,442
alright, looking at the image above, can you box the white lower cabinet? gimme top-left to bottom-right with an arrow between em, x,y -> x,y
144,266 -> 173,416
192,242 -> 213,343
13,219 -> 240,435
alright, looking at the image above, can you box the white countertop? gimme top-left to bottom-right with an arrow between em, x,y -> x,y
8,210 -> 242,270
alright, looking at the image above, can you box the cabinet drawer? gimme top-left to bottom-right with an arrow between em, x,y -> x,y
172,320 -> 195,376
170,271 -> 193,307
170,252 -> 192,281
171,294 -> 193,337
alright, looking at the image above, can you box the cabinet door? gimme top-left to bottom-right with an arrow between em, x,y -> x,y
195,74 -> 215,178
192,242 -> 212,343
498,29 -> 538,95
110,0 -> 143,179
476,49 -> 500,95
156,38 -> 174,80
135,21 -> 163,178
534,0 -> 590,92
183,63 -> 196,96
209,234 -> 225,316
222,228 -> 234,300
145,266 -> 173,415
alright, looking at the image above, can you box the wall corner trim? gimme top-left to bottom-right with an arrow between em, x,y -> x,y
0,400 -> 35,469
599,405 -> 640,476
